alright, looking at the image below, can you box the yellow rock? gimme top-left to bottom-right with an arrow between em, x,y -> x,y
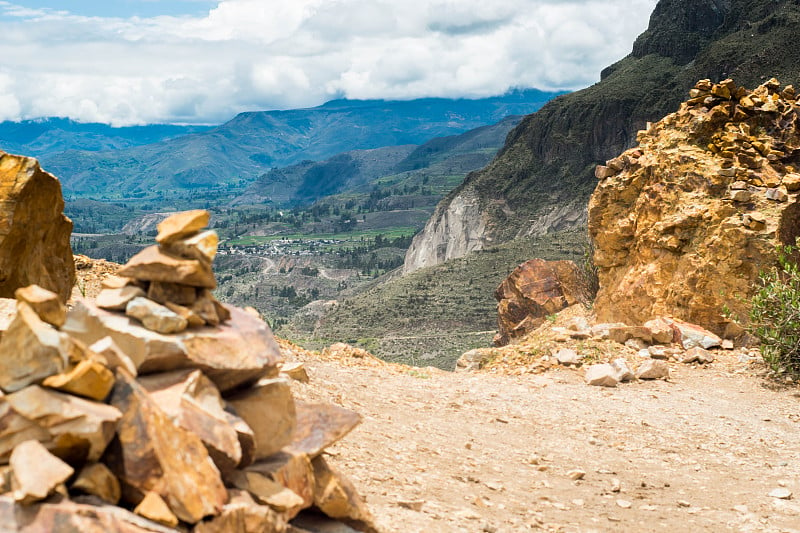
782,173 -> 800,192
14,285 -> 65,328
134,491 -> 179,527
589,78 -> 800,335
5,385 -> 121,462
118,245 -> 216,289
96,286 -> 146,311
0,398 -> 50,463
246,451 -> 315,513
156,210 -> 209,245
70,462 -> 121,504
0,152 -> 75,303
87,337 -> 137,377
139,369 -> 245,473
100,275 -> 137,289
280,361 -> 310,383
164,301 -> 205,328
42,359 -> 115,401
193,489 -> 286,533
10,440 -> 73,504
311,455 -> 375,529
226,378 -> 296,460
106,370 -> 227,524
228,470 -> 305,514
147,281 -> 197,306
164,230 -> 219,262
0,303 -> 69,393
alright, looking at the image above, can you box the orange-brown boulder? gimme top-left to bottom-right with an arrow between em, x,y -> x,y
193,489 -> 287,533
105,370 -> 227,524
288,402 -> 361,458
138,369 -> 247,472
0,152 -> 75,303
589,79 -> 800,336
311,455 -> 376,532
494,258 -> 590,346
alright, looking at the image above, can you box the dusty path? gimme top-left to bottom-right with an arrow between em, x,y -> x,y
290,353 -> 800,532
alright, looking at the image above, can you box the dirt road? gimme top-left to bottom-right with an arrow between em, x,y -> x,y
290,353 -> 800,532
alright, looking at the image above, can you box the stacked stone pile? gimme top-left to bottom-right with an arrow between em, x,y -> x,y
0,210 -> 376,532
589,78 -> 800,336
95,210 -> 228,333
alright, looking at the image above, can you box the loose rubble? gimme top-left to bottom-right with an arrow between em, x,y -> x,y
0,210 -> 376,532
458,300 -> 748,390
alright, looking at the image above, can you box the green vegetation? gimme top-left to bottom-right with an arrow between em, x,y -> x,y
749,244 -> 800,377
287,230 -> 587,369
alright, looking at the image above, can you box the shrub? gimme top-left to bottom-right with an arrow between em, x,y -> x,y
580,237 -> 600,301
749,243 -> 800,376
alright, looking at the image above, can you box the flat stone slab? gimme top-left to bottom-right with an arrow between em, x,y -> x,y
63,299 -> 282,393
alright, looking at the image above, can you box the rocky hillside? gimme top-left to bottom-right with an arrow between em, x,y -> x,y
590,77 -> 800,336
298,231 -> 587,369
404,0 -> 800,273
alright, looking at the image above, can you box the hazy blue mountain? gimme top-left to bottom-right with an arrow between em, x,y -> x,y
36,89 -> 562,199
0,118 -> 210,157
234,115 -> 523,208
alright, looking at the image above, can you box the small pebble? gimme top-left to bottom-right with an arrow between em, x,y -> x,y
568,469 -> 586,480
769,488 -> 793,500
616,499 -> 632,509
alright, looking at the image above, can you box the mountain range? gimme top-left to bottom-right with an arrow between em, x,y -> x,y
233,115 -> 522,208
8,90 -> 561,199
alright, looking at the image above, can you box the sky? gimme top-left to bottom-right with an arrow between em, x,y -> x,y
0,0 -> 659,126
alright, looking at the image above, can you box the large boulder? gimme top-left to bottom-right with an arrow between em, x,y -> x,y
0,152 -> 75,302
589,79 -> 800,336
494,258 -> 590,346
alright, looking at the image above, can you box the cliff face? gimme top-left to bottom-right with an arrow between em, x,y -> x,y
403,0 -> 800,273
589,78 -> 800,336
402,190 -> 489,273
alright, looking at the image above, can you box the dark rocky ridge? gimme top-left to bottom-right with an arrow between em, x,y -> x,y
404,0 -> 800,272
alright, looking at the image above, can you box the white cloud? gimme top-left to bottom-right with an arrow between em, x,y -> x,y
0,0 -> 657,125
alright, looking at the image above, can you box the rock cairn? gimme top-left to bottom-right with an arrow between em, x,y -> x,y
0,211 -> 376,532
589,78 -> 800,336
96,210 -> 228,333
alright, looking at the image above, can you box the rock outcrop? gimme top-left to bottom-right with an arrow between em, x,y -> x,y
589,78 -> 800,335
493,259 -> 590,346
0,152 -> 75,302
403,0 -> 800,273
0,210 -> 376,532
403,190 -> 489,274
